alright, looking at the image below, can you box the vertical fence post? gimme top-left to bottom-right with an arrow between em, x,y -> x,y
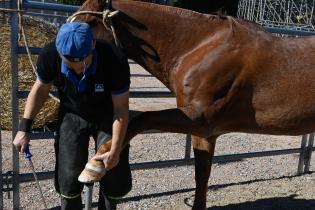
84,184 -> 93,210
297,134 -> 308,175
1,0 -> 6,24
0,87 -> 3,210
10,0 -> 20,209
184,134 -> 191,160
304,133 -> 314,173
41,0 -> 44,14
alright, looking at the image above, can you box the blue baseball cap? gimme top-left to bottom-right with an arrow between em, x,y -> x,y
56,22 -> 93,62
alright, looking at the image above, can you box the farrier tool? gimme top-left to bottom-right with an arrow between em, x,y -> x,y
25,147 -> 48,210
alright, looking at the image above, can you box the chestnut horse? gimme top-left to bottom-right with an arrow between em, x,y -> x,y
72,0 -> 315,209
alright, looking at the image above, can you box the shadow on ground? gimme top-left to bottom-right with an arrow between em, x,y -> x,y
48,172 -> 314,210
120,172 -> 314,203
48,196 -> 315,210
207,195 -> 315,210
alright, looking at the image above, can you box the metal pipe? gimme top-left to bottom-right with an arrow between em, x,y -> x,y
18,171 -> 54,183
25,11 -> 68,19
10,0 -> 20,208
12,146 -> 315,186
18,46 -> 44,54
298,135 -> 308,175
184,134 -> 191,160
17,90 -> 174,99
23,0 -> 78,12
0,84 -> 3,210
304,133 -> 314,173
29,132 -> 56,140
84,184 -> 93,210
265,27 -> 315,35
28,130 -> 181,140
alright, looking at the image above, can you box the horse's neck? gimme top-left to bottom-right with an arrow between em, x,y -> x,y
112,0 -> 228,90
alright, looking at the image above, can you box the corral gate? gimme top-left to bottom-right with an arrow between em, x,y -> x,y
238,0 -> 315,31
238,0 -> 315,35
1,0 -> 314,209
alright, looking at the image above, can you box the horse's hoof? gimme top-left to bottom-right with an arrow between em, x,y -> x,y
78,163 -> 106,184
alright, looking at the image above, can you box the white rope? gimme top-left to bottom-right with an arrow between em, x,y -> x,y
20,27 -> 60,102
66,10 -> 103,23
15,0 -> 56,207
17,0 -> 60,103
67,9 -> 121,47
102,10 -> 121,47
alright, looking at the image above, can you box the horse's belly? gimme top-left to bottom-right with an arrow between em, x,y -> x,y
253,96 -> 315,134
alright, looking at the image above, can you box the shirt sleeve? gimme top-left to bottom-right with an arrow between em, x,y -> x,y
36,42 -> 59,84
109,56 -> 131,95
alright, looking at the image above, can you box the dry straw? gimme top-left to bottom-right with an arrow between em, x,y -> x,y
0,15 -> 59,130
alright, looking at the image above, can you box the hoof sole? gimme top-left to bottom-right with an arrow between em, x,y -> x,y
78,163 -> 106,184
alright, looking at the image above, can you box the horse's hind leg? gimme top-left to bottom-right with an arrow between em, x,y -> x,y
192,135 -> 217,210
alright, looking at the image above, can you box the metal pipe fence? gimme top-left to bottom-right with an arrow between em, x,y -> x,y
9,0 -> 21,208
4,0 -> 315,209
0,80 -> 3,210
238,0 -> 315,32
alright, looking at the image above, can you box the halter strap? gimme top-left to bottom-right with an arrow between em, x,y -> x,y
66,9 -> 120,47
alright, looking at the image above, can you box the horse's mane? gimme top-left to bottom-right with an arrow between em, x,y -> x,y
130,0 -> 229,20
123,0 -> 265,33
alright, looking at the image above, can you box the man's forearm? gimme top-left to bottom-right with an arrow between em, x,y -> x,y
23,80 -> 51,119
111,91 -> 130,154
111,112 -> 129,153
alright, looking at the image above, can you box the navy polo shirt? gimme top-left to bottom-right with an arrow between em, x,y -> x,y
36,41 -> 130,122
60,50 -> 97,93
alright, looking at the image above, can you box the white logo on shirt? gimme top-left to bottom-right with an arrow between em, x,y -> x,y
95,84 -> 104,92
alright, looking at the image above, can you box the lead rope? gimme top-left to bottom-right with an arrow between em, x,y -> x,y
103,10 -> 121,47
67,9 -> 121,47
15,0 -> 52,208
17,0 -> 60,103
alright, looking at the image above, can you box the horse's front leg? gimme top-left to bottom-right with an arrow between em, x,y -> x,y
79,107 -> 209,183
192,135 -> 217,210
78,140 -> 112,183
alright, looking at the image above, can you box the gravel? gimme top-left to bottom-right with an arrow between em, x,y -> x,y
1,64 -> 314,210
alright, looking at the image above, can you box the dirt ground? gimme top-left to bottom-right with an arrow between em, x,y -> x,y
1,64 -> 315,210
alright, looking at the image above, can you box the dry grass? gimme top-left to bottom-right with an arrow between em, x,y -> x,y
0,15 -> 59,130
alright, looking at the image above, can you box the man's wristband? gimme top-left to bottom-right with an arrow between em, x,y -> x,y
18,118 -> 34,133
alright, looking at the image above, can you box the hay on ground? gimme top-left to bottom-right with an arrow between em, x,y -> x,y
0,15 -> 59,130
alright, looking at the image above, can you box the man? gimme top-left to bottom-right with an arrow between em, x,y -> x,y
13,22 -> 132,210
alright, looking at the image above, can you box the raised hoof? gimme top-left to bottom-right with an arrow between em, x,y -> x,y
78,163 -> 106,184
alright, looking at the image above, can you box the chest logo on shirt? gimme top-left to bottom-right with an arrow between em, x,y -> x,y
95,84 -> 104,92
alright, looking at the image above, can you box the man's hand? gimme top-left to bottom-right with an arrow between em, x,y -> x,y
13,131 -> 30,153
93,150 -> 120,170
